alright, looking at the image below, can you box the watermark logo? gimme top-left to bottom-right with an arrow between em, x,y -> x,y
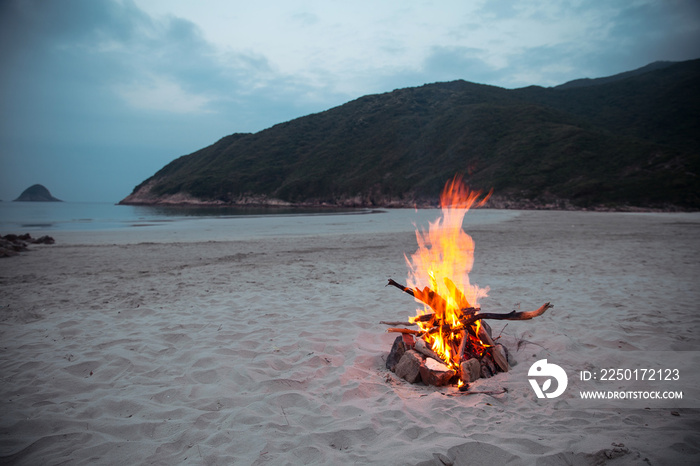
528,359 -> 568,398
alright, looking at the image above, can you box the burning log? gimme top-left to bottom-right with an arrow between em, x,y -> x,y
386,278 -> 449,320
477,322 -> 494,347
453,302 -> 553,329
386,279 -> 552,331
384,278 -> 551,387
414,337 -> 444,362
383,176 -> 550,390
386,278 -> 415,297
457,330 -> 468,359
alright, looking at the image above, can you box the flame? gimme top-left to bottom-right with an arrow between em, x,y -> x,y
405,176 -> 492,370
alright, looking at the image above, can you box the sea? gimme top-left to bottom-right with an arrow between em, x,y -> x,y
0,201 -> 521,244
0,201 -> 372,232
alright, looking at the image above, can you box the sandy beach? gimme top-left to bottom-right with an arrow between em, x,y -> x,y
1,209 -> 699,465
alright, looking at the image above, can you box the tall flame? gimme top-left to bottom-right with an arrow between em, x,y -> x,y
405,176 -> 492,367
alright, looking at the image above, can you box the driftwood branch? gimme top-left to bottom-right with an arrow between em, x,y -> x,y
380,320 -> 415,326
441,388 -> 508,397
459,388 -> 507,396
386,328 -> 421,335
379,311 -> 434,327
386,279 -> 448,315
459,303 -> 553,327
427,302 -> 553,334
380,308 -> 478,329
386,279 -> 415,297
388,279 -> 551,327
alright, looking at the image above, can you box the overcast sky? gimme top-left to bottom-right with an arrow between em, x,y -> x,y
1,0 -> 699,202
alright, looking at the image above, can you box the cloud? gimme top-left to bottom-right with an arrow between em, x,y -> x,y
116,74 -> 214,114
0,0 -> 698,201
408,0 -> 700,88
0,0 -> 339,200
605,0 -> 700,65
291,11 -> 319,27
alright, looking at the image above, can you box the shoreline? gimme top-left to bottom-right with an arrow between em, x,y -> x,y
118,196 -> 697,213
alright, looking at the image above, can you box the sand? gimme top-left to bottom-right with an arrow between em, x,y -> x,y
1,209 -> 699,465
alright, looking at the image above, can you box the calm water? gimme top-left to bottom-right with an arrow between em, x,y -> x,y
0,202 -> 373,233
0,202 -> 523,246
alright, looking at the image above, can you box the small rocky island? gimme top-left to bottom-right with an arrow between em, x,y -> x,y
14,184 -> 62,202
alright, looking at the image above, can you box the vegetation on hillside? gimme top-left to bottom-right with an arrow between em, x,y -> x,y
121,59 -> 700,210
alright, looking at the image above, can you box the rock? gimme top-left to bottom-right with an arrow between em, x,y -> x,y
459,358 -> 481,383
32,235 -> 55,244
14,184 -> 62,202
419,358 -> 456,386
432,453 -> 454,465
386,336 -> 406,371
602,443 -> 630,460
386,334 -> 417,372
505,344 -> 517,367
0,234 -> 55,258
0,237 -> 28,252
401,333 -> 415,349
492,344 -> 509,372
395,350 -> 424,384
480,354 -> 496,378
424,357 -> 449,372
0,245 -> 19,257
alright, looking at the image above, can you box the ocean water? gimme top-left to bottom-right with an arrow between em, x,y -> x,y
0,202 -> 373,232
0,201 -> 522,244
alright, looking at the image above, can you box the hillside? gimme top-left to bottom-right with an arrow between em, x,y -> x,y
121,59 -> 700,210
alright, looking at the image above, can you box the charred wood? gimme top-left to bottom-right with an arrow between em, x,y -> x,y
414,337 -> 443,362
428,303 -> 553,334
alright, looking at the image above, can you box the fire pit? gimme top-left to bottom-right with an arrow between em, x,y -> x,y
383,176 -> 552,390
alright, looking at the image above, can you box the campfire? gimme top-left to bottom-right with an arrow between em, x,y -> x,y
383,176 -> 552,390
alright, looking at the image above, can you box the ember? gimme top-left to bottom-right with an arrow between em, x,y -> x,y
383,176 -> 552,389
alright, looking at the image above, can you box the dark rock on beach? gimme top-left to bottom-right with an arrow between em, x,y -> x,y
0,234 -> 55,257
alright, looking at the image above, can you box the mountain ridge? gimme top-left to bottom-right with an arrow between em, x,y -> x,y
553,61 -> 675,89
121,59 -> 700,210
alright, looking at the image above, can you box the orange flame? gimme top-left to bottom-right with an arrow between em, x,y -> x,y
405,176 -> 492,369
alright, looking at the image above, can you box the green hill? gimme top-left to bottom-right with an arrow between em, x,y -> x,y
121,59 -> 700,210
